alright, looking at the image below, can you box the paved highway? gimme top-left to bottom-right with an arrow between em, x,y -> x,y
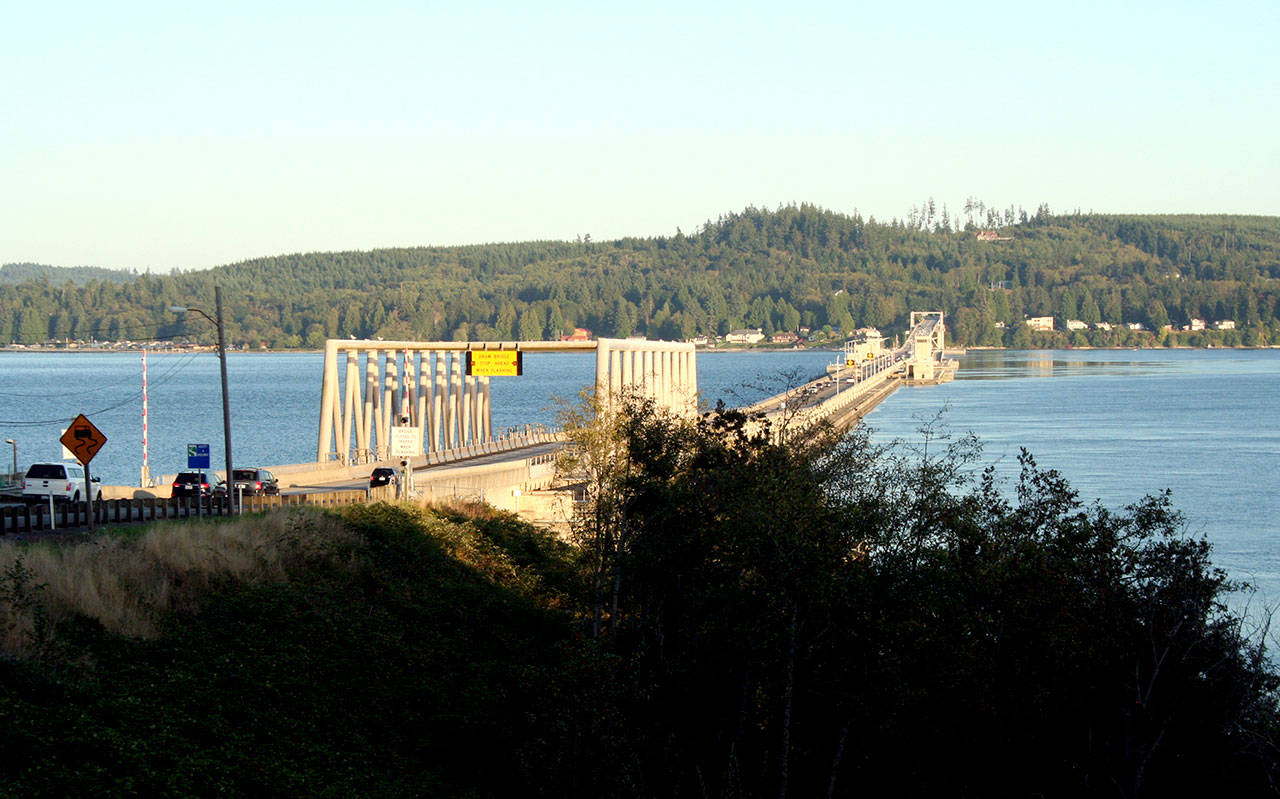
288,442 -> 565,494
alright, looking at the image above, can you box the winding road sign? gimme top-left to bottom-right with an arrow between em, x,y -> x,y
60,414 -> 107,466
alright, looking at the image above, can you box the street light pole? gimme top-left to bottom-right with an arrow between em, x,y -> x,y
170,286 -> 235,514
4,439 -> 15,485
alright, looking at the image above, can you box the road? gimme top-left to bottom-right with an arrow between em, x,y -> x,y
286,441 -> 565,494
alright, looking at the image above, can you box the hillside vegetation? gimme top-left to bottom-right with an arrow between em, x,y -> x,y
0,403 -> 1276,797
3,205 -> 1279,348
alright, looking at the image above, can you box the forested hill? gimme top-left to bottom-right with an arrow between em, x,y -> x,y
2,206 -> 1279,348
0,262 -> 138,287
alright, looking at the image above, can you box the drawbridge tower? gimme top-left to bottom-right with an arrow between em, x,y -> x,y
316,338 -> 696,465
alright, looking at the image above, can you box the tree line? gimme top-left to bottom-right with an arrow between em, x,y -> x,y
547,396 -> 1280,796
2,205 -> 1278,349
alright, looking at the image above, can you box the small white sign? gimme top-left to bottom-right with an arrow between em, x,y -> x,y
389,426 -> 422,458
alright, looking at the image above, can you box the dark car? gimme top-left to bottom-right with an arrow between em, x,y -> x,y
370,467 -> 400,487
222,468 -> 280,497
172,471 -> 217,499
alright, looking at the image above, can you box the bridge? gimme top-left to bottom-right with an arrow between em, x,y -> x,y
742,310 -> 954,436
303,311 -> 954,521
315,337 -> 698,465
2,313 -> 953,534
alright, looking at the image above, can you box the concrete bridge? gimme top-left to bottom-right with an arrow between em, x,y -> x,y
185,313 -> 954,508
4,317 -> 952,535
302,311 -> 954,523
316,337 -> 698,465
741,310 -> 955,438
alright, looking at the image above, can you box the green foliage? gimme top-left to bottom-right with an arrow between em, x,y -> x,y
3,207 -> 1279,347
0,425 -> 1276,797
569,403 -> 1280,797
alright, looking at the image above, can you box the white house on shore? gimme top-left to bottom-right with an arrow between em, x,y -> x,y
725,329 -> 765,344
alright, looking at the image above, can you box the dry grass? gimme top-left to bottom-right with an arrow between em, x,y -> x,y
0,507 -> 361,656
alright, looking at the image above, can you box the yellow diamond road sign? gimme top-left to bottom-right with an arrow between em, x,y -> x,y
60,413 -> 107,466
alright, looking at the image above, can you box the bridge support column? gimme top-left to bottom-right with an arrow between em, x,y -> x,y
416,353 -> 429,436
318,340 -> 340,463
593,338 -> 697,418
362,355 -> 378,461
448,354 -> 462,449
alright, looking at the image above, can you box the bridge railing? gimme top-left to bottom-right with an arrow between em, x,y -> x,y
0,488 -> 392,535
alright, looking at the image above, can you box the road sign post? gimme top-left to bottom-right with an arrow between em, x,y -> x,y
59,414 -> 106,532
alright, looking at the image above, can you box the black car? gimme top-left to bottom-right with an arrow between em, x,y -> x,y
370,467 -> 401,487
172,471 -> 217,499
221,468 -> 280,497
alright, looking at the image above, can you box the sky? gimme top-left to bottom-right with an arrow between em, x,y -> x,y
3,0 -> 1277,271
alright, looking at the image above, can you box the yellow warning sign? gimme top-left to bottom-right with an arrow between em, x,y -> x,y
466,350 -> 523,377
60,413 -> 107,465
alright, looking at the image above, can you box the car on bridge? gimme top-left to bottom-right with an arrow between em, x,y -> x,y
370,467 -> 400,487
172,471 -> 220,500
218,468 -> 281,497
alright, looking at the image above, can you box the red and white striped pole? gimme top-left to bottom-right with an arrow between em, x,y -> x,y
141,349 -> 150,487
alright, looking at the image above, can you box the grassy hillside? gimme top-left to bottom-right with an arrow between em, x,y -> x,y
2,206 -> 1278,348
0,504 -> 608,797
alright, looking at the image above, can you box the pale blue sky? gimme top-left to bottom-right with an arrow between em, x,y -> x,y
3,0 -> 1277,271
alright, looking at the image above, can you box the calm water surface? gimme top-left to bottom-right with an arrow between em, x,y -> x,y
863,349 -> 1280,615
2,348 -> 1277,610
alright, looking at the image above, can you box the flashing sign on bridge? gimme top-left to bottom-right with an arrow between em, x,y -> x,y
187,443 -> 211,469
389,426 -> 423,458
466,350 -> 522,377
60,414 -> 107,466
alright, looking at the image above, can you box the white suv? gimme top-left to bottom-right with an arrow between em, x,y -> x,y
22,462 -> 102,504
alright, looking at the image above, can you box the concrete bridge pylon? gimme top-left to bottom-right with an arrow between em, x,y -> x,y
317,338 -> 697,465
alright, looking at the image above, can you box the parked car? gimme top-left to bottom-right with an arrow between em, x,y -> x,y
171,471 -> 218,499
221,468 -> 280,497
370,467 -> 400,487
22,462 -> 101,504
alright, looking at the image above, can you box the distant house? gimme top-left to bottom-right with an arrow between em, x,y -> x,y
1187,318 -> 1206,332
1065,319 -> 1088,331
1214,320 -> 1237,330
770,331 -> 800,344
1127,322 -> 1146,330
560,327 -> 592,342
1094,322 -> 1113,331
1025,316 -> 1055,332
726,329 -> 765,344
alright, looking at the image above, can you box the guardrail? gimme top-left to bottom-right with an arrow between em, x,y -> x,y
1,485 -> 399,536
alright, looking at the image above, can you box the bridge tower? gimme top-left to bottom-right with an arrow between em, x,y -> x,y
317,338 -> 697,465
594,338 -> 697,417
907,311 -> 945,381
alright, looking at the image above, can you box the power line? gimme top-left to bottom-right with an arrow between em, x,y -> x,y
0,351 -> 202,426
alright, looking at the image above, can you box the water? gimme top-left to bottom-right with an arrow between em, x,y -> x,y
0,349 -> 836,488
862,349 -> 1280,616
2,347 -> 1277,611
